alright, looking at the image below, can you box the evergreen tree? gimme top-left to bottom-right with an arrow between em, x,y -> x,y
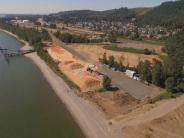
102,76 -> 112,90
139,60 -> 152,84
108,56 -> 115,68
152,59 -> 165,87
102,53 -> 108,65
165,77 -> 176,92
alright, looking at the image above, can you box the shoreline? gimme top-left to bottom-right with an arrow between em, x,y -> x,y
0,29 -> 29,47
0,29 -> 118,138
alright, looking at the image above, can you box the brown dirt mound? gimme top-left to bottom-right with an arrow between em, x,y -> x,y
64,61 -> 74,65
70,63 -> 84,70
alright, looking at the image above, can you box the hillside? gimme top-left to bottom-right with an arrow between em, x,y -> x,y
44,0 -> 184,28
139,0 -> 184,27
44,8 -> 135,22
131,7 -> 152,16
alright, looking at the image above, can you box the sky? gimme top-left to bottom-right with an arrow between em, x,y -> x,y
0,0 -> 173,14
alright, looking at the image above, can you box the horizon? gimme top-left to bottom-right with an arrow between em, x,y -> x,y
0,0 -> 173,14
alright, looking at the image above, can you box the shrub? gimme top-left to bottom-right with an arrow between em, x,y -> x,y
165,77 -> 176,92
144,48 -> 152,55
102,76 -> 112,90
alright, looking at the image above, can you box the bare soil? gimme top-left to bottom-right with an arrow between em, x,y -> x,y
47,45 -> 102,92
82,91 -> 141,119
122,103 -> 184,138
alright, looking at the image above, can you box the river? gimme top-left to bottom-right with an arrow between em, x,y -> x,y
0,31 -> 84,138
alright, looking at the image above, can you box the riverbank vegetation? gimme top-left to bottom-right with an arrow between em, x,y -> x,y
0,20 -> 80,90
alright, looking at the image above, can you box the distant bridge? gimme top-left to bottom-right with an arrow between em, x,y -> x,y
0,47 -> 35,57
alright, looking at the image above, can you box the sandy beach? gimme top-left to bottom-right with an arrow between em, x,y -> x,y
0,29 -> 120,138
26,52 -> 117,138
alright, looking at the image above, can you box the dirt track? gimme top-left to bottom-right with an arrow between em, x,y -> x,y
119,95 -> 184,138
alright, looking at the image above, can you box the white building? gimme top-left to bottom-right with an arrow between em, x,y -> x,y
126,70 -> 140,81
125,70 -> 136,78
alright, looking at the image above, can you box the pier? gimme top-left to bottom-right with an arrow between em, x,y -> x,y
0,47 -> 35,57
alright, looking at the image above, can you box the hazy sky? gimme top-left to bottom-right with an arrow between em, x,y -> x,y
0,0 -> 172,14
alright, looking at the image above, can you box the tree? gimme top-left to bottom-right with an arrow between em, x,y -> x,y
102,53 -> 108,65
165,30 -> 184,92
50,23 -> 57,29
35,22 -> 41,26
109,33 -> 117,43
139,60 -> 152,84
108,56 -> 115,68
137,61 -> 144,74
144,48 -> 152,55
152,59 -> 165,87
119,61 -> 126,72
165,77 -> 176,92
114,61 -> 120,70
102,76 -> 112,90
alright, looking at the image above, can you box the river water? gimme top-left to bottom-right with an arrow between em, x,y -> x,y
0,31 -> 84,138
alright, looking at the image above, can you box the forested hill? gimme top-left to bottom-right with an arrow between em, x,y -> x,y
139,0 -> 184,28
44,8 -> 135,22
44,0 -> 184,28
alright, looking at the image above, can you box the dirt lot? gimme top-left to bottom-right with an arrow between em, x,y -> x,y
68,44 -> 159,67
81,91 -> 141,119
122,103 -> 184,138
47,44 -> 102,92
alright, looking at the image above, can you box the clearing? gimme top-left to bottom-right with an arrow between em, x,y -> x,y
68,44 -> 159,68
117,38 -> 164,54
81,91 -> 141,119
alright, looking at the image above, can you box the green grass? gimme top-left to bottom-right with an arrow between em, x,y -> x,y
117,35 -> 166,46
103,44 -> 146,54
158,54 -> 168,60
142,38 -> 166,46
149,90 -> 183,104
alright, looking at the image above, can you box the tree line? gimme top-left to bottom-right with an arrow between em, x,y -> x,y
54,31 -> 102,43
100,30 -> 184,93
44,8 -> 135,23
135,29 -> 184,93
0,20 -> 80,89
0,20 -> 51,45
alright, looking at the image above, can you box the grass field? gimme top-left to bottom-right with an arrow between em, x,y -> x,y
103,44 -> 147,54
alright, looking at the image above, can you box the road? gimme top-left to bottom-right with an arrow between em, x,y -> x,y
50,33 -> 158,99
50,32 -> 87,61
